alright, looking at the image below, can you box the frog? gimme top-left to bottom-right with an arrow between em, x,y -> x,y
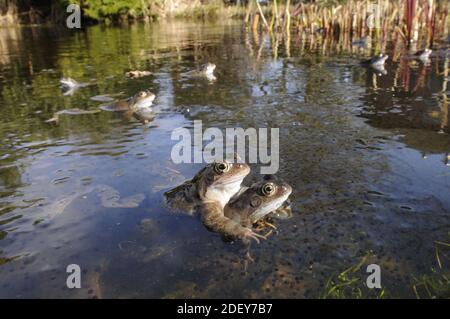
133,107 -> 156,124
224,175 -> 292,229
188,62 -> 217,81
197,62 -> 216,77
413,48 -> 432,62
361,54 -> 388,68
125,70 -> 152,78
60,77 -> 91,96
99,90 -> 156,124
46,90 -> 156,124
164,158 -> 266,243
99,90 -> 155,112
361,53 -> 388,76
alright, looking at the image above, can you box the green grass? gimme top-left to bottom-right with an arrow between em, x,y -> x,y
320,254 -> 386,299
412,238 -> 450,299
321,234 -> 450,299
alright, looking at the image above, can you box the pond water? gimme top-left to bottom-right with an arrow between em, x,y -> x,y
0,21 -> 449,298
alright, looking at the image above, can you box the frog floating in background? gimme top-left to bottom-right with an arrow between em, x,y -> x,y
361,54 -> 389,75
125,70 -> 152,78
99,89 -> 156,124
183,62 -> 217,81
60,77 -> 91,96
361,54 -> 389,68
47,90 -> 156,124
99,90 -> 155,113
196,62 -> 216,77
413,48 -> 432,61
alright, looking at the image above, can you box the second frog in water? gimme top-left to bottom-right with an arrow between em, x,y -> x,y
224,175 -> 292,230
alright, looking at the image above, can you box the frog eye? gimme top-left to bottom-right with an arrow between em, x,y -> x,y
214,162 -> 230,174
138,91 -> 146,97
261,182 -> 276,196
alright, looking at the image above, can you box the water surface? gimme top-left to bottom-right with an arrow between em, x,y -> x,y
0,22 -> 449,298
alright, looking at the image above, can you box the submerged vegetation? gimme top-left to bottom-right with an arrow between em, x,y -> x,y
319,254 -> 386,299
320,235 -> 450,299
412,237 -> 450,299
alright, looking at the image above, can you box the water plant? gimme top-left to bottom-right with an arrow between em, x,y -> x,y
319,254 -> 386,299
412,237 -> 450,299
246,0 -> 449,47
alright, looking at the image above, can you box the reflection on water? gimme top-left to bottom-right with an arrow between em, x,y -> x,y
0,21 -> 449,298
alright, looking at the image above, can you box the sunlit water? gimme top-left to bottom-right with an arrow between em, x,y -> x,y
0,21 -> 449,298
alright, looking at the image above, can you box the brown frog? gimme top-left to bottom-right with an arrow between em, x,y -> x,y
414,48 -> 432,62
47,90 -> 156,124
361,54 -> 388,76
164,158 -> 265,243
189,62 -> 217,81
198,62 -> 216,76
99,90 -> 156,124
60,77 -> 91,96
361,54 -> 388,68
125,70 -> 152,78
225,175 -> 292,229
99,90 -> 156,113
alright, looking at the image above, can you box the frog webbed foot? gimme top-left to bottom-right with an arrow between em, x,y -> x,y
254,219 -> 277,231
241,227 -> 267,244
